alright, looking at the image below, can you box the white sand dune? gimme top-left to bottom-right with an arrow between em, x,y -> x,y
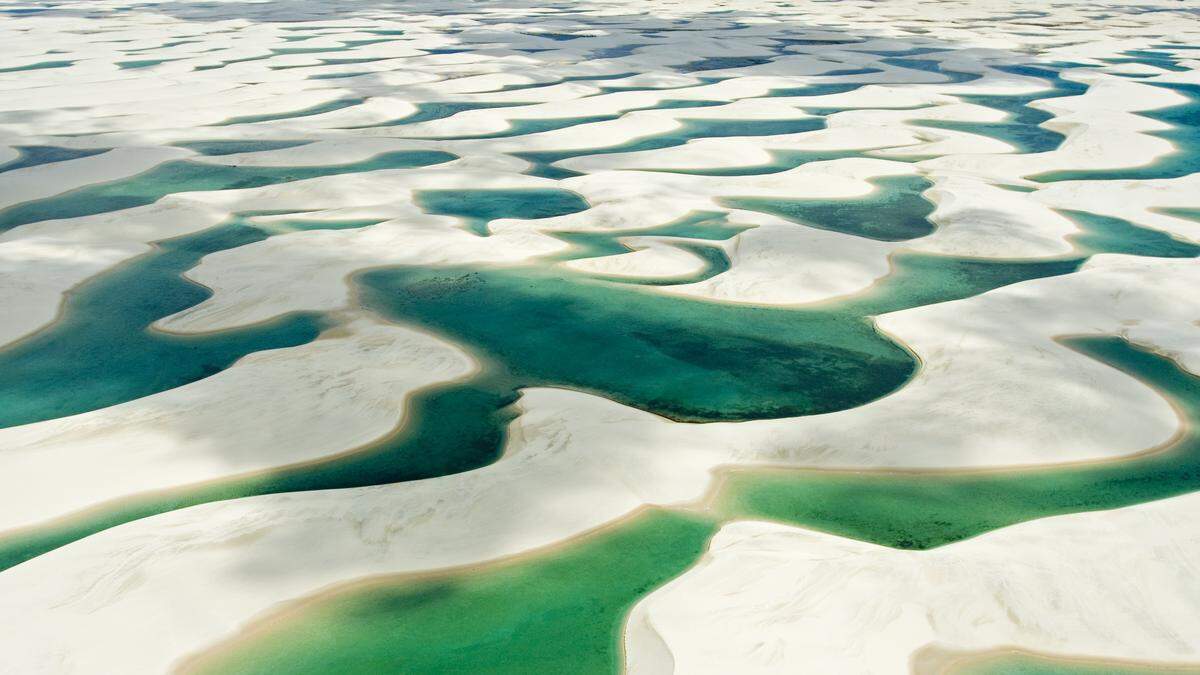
563,236 -> 710,279
0,316 -> 475,536
0,199 -> 228,347
626,493 -> 1200,674
1,253 -> 1197,673
0,146 -> 189,210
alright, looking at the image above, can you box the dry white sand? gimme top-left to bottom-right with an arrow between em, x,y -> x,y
0,315 -> 475,536
626,492 -> 1200,674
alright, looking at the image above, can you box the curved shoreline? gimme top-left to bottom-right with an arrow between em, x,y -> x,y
176,332 -> 1200,674
916,646 -> 1200,675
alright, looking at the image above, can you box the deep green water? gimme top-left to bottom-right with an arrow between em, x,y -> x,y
188,510 -> 719,675
357,263 -> 916,422
721,174 -> 935,241
212,97 -> 366,126
0,150 -> 454,232
717,337 -> 1200,549
0,170 -> 1184,568
186,337 -> 1200,675
0,215 -> 341,430
413,187 -> 590,235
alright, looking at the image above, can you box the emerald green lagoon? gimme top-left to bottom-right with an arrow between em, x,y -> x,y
187,337 -> 1200,675
358,262 -> 916,422
721,174 -> 936,241
2,176 -> 1188,568
173,183 -> 1200,674
188,511 -> 719,675
413,188 -> 590,236
0,215 -> 348,430
0,150 -> 454,233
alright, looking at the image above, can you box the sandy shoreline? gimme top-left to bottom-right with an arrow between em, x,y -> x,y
914,646 -> 1200,675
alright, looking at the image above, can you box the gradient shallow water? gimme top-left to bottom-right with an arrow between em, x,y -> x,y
185,339 -> 1200,675
186,510 -> 718,675
0,150 -> 455,232
0,215 -> 350,430
0,145 -> 109,173
1032,82 -> 1200,182
721,174 -> 936,241
715,337 -> 1200,549
1,179 -> 1184,568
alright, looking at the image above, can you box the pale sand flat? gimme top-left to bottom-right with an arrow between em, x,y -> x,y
563,237 -> 710,280
626,492 -> 1200,674
0,316 -> 475,535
